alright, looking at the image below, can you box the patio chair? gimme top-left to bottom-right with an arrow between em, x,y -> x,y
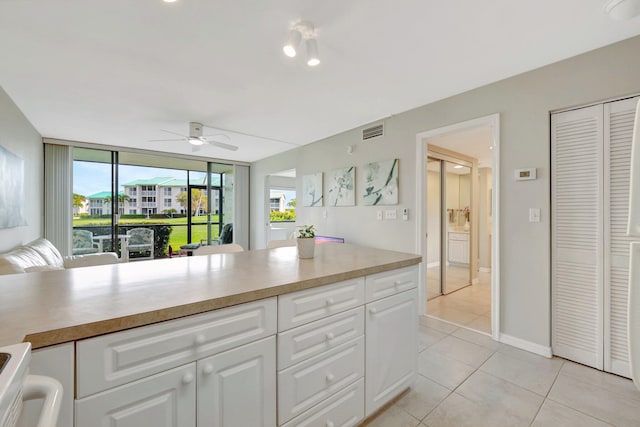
193,243 -> 244,255
72,229 -> 100,255
125,228 -> 154,260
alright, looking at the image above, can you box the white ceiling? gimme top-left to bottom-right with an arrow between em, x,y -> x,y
429,127 -> 494,168
0,0 -> 639,163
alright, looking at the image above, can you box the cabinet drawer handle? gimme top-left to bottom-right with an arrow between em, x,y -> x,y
369,307 -> 378,314
326,332 -> 335,340
203,364 -> 214,375
194,334 -> 206,345
326,422 -> 334,427
326,298 -> 335,306
394,280 -> 411,287
326,373 -> 335,382
182,372 -> 194,385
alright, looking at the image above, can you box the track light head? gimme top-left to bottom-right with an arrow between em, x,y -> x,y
604,0 -> 640,19
306,38 -> 320,66
283,29 -> 302,58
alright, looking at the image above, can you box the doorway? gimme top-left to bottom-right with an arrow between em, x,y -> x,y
416,114 -> 500,339
264,169 -> 297,247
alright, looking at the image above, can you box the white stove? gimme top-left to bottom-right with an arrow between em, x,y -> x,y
0,343 -> 62,427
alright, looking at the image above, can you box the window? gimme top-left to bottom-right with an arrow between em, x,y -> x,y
129,188 -> 137,196
129,198 -> 137,205
164,188 -> 171,196
129,209 -> 136,214
164,198 -> 172,207
270,198 -> 280,211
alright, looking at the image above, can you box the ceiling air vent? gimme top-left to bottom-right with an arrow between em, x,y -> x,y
362,123 -> 384,141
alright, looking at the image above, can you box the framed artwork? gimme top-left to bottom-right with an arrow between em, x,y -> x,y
362,158 -> 398,205
302,172 -> 323,206
327,166 -> 355,206
0,145 -> 27,229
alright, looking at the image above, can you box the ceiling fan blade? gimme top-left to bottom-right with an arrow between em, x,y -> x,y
160,129 -> 188,138
203,133 -> 230,141
148,138 -> 185,142
209,140 -> 239,151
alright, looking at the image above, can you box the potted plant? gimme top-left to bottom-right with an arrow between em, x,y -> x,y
296,224 -> 316,259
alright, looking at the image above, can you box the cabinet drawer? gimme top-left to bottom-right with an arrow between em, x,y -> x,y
449,232 -> 469,241
278,307 -> 364,370
278,336 -> 364,425
278,278 -> 365,332
75,363 -> 196,427
77,297 -> 276,397
281,378 -> 364,427
365,265 -> 418,302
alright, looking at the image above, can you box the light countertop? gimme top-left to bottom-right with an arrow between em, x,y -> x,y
0,243 -> 421,348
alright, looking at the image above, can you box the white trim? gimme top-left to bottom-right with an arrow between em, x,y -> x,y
500,333 -> 553,358
426,261 -> 440,269
479,267 -> 491,273
416,113 -> 501,342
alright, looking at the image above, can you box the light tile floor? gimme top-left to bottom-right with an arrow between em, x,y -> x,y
363,316 -> 640,427
427,272 -> 491,334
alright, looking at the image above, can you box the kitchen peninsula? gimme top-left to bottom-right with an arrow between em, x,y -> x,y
1,243 -> 421,427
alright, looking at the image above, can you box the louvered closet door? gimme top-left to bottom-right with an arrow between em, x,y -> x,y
604,96 -> 639,378
552,104 -> 604,369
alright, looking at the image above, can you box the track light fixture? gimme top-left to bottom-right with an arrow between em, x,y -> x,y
604,0 -> 640,19
283,21 -> 320,66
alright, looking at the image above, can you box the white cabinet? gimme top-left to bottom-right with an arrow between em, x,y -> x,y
75,363 -> 197,427
198,336 -> 276,427
448,232 -> 469,264
75,297 -> 277,427
365,288 -> 418,416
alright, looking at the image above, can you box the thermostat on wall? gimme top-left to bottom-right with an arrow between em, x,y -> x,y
514,168 -> 537,181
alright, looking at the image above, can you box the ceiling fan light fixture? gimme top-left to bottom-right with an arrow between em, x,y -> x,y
306,38 -> 320,66
188,136 -> 205,146
283,29 -> 302,58
604,0 -> 640,19
163,0 -> 178,3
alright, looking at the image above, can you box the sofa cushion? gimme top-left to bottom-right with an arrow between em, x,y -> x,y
24,265 -> 65,273
64,253 -> 119,269
28,238 -> 64,268
0,246 -> 49,272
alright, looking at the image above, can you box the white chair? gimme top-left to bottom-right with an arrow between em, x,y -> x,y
193,243 -> 244,255
266,239 -> 297,249
125,228 -> 154,261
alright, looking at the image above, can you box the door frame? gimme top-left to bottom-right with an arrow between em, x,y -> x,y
416,113 -> 501,340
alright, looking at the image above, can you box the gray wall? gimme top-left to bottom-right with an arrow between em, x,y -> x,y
251,35 -> 640,348
0,86 -> 43,251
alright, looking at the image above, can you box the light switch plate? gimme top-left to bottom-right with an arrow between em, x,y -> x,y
529,208 -> 541,222
384,209 -> 397,220
376,210 -> 383,220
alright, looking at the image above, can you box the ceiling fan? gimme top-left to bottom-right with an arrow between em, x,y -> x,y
149,122 -> 239,151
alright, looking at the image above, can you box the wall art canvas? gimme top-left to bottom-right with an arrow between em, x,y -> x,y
0,145 -> 27,229
328,166 -> 355,206
302,172 -> 323,207
363,158 -> 399,205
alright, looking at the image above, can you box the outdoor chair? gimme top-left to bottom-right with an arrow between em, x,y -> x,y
125,228 -> 154,260
72,229 -> 100,255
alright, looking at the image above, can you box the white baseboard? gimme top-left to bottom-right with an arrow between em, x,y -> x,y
479,267 -> 491,273
499,333 -> 552,358
426,261 -> 440,269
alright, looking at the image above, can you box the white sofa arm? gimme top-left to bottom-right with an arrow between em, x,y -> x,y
63,252 -> 119,269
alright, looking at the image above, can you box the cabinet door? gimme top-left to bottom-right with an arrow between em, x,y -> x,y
197,336 -> 276,427
365,288 -> 417,416
75,363 -> 196,427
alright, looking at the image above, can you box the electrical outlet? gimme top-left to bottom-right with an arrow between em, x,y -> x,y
376,210 -> 383,220
384,209 -> 397,220
402,208 -> 409,221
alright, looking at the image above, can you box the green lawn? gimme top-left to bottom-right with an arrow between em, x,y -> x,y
73,215 -> 221,253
